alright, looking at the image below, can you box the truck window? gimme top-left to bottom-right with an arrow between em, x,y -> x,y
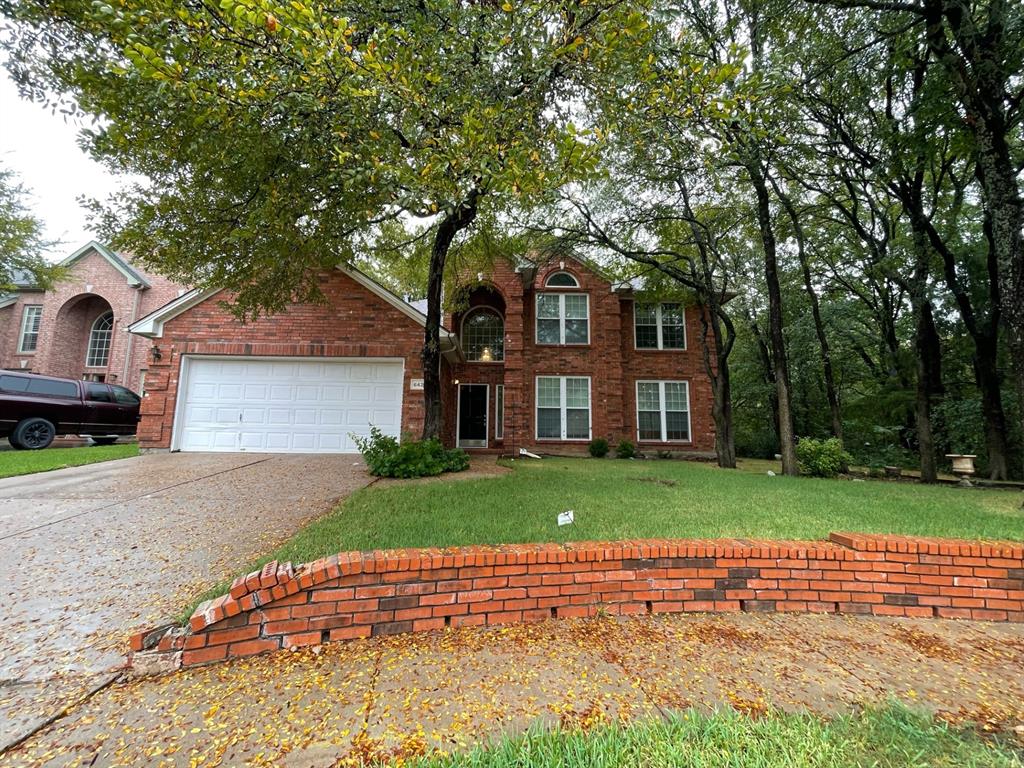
111,386 -> 141,405
86,383 -> 113,402
0,374 -> 30,393
26,378 -> 79,398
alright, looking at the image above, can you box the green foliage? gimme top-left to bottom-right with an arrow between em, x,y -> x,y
588,437 -> 609,458
796,438 -> 852,479
2,0 -> 628,316
353,427 -> 468,479
615,439 -> 636,459
0,164 -> 59,291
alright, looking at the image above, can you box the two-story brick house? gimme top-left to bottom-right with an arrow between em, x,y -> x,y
0,241 -> 186,391
127,253 -> 715,455
440,255 -> 714,454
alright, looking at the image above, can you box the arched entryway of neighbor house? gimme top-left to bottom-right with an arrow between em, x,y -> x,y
48,294 -> 117,381
451,282 -> 507,450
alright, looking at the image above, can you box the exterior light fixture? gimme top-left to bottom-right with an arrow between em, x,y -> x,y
151,345 -> 163,362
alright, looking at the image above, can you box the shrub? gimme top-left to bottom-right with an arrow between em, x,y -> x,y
795,437 -> 852,478
616,439 -> 637,459
353,427 -> 470,478
588,437 -> 609,458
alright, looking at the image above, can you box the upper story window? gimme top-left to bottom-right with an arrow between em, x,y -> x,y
635,302 -> 686,350
86,311 -> 114,368
18,305 -> 42,353
462,308 -> 504,362
536,293 -> 589,345
545,271 -> 579,288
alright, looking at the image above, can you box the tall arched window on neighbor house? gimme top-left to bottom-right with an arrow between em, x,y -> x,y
86,311 -> 114,368
462,308 -> 504,362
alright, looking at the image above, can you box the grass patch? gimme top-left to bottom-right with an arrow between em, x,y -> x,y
182,457 -> 1022,620
0,443 -> 139,479
400,703 -> 1022,767
261,457 -> 1023,554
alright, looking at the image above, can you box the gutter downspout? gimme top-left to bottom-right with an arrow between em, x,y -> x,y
122,287 -> 143,385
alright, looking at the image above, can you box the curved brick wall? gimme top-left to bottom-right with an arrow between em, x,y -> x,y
130,533 -> 1024,672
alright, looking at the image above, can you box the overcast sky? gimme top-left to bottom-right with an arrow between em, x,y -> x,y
0,68 -> 124,262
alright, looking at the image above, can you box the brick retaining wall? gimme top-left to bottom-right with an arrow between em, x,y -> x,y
130,533 -> 1024,672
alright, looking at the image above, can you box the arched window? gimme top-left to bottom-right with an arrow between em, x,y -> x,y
462,308 -> 504,362
86,311 -> 113,368
545,271 -> 579,288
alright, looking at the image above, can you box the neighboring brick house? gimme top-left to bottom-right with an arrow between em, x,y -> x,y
127,253 -> 716,455
0,242 -> 185,392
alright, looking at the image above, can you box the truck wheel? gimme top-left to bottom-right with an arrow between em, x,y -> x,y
91,437 -> 118,446
12,418 -> 56,450
8,435 -> 26,450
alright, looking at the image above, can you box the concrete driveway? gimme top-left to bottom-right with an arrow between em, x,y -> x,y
0,453 -> 373,752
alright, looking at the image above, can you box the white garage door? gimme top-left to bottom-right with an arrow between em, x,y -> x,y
176,357 -> 404,453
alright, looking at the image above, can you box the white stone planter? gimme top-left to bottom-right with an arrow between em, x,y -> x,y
945,454 -> 977,486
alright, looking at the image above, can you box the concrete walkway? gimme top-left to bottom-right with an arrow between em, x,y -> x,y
1,612 -> 1022,767
0,454 -> 373,753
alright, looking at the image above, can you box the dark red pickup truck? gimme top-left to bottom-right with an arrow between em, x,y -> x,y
0,372 -> 141,450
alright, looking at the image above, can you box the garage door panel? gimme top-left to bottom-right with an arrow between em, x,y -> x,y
177,357 -> 404,454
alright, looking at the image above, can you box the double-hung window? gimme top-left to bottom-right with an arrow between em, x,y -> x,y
634,303 -> 685,349
636,381 -> 690,442
536,376 -> 591,440
536,293 -> 589,345
18,306 -> 42,353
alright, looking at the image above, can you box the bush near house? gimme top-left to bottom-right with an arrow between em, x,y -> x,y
796,437 -> 852,478
588,437 -> 610,458
616,439 -> 637,459
354,427 -> 469,479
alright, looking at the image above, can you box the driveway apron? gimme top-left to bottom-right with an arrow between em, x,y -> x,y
0,453 -> 372,752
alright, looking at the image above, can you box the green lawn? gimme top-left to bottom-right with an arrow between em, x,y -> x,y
403,703 -> 1021,768
0,443 -> 139,479
183,456 -> 1022,618
264,457 -> 1023,564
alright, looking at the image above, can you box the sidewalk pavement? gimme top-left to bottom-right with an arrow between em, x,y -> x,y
1,612 -> 1022,767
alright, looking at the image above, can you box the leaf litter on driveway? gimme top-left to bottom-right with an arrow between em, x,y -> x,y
1,612 -> 1022,767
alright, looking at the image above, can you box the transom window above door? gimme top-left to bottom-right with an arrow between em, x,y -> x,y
536,293 -> 589,345
462,308 -> 504,362
635,303 -> 686,349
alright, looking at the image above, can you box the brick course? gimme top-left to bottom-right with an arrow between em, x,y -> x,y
129,533 -> 1024,672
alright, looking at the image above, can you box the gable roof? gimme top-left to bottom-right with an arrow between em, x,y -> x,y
128,264 -> 457,351
62,241 -> 150,287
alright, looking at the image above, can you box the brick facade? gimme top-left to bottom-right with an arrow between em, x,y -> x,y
132,254 -> 718,454
0,244 -> 184,391
444,255 -> 716,455
136,270 -> 430,449
129,533 -> 1024,671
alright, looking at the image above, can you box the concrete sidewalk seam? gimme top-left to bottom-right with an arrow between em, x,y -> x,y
0,671 -> 122,757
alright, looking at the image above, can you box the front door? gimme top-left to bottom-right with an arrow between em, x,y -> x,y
457,384 -> 488,448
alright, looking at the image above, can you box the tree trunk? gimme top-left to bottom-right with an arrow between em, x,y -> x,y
421,195 -> 479,441
749,167 -> 798,475
700,305 -> 737,469
914,300 -> 941,483
773,179 -> 843,443
711,362 -> 736,469
973,336 -> 1009,480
